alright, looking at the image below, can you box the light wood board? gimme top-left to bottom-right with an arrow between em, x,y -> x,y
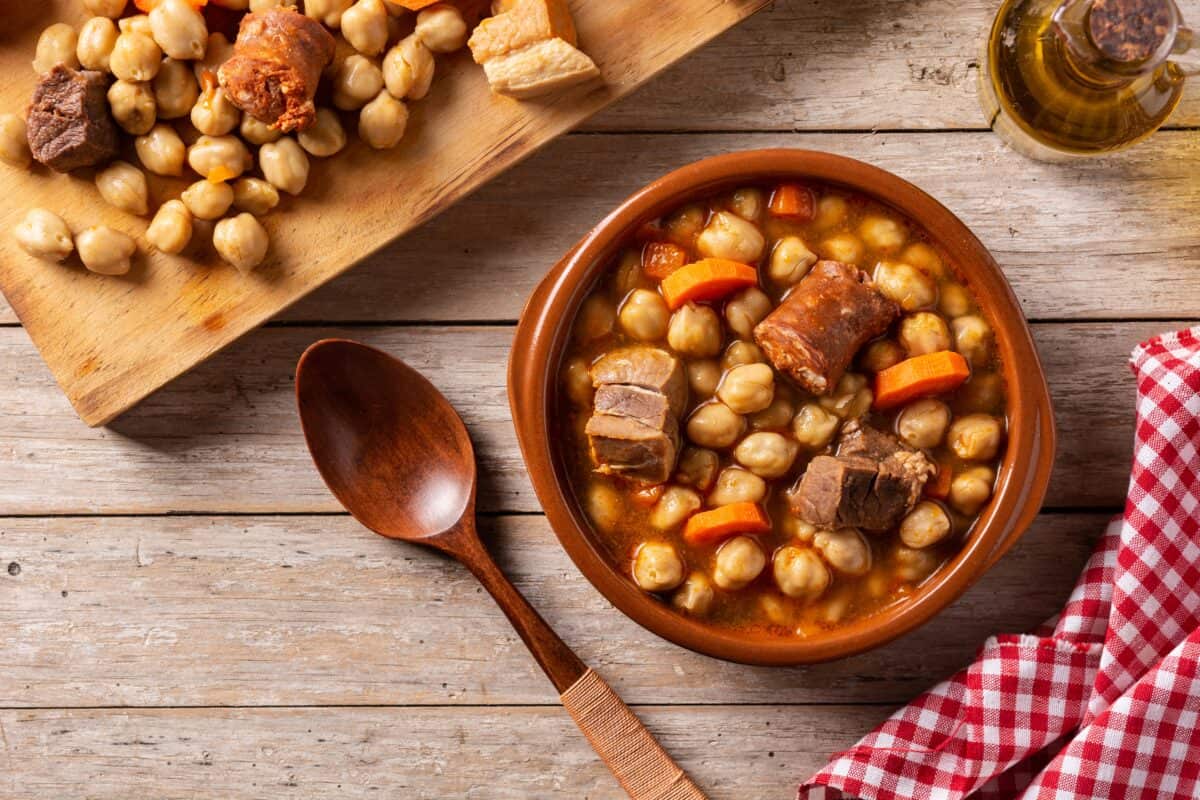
0,0 -> 768,426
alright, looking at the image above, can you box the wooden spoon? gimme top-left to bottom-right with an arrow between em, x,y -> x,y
296,338 -> 707,800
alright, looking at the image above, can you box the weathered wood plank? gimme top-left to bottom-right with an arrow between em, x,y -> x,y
0,322 -> 1169,514
0,512 -> 1099,708
0,704 -> 877,799
5,129 -> 1200,329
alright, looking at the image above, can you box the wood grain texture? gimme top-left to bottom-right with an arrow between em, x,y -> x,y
0,322 -> 1164,515
0,0 -> 769,426
0,704 -> 878,800
0,512 -> 1099,708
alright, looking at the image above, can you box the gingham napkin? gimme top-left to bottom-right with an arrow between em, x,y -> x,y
799,326 -> 1200,800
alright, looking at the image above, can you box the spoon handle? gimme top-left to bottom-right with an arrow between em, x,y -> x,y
461,539 -> 708,800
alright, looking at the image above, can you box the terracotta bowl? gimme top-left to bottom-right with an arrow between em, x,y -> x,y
508,149 -> 1056,666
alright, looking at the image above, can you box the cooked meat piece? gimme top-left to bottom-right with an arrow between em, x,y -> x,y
837,419 -> 905,461
590,346 -> 687,416
480,37 -> 600,99
585,413 -> 679,485
593,384 -> 672,431
218,8 -> 336,133
753,260 -> 899,395
791,455 -> 878,528
26,66 -> 118,172
469,0 -> 578,63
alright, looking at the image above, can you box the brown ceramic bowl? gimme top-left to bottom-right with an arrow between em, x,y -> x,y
508,149 -> 1055,666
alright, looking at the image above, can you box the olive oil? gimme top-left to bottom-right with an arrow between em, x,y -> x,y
979,0 -> 1190,160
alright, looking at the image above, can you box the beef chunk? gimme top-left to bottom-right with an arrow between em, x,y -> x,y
590,346 -> 687,417
593,384 -> 672,430
26,66 -> 118,172
585,413 -> 679,484
790,423 -> 934,530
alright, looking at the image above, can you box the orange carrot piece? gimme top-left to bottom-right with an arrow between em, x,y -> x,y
768,183 -> 816,222
641,242 -> 689,281
683,502 -> 771,546
660,258 -> 759,310
874,351 -> 971,410
393,0 -> 442,8
925,458 -> 953,500
135,0 -> 208,10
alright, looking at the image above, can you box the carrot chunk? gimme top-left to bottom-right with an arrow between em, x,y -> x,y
683,502 -> 771,546
659,258 -> 759,310
925,457 -> 954,500
768,183 -> 816,222
874,351 -> 971,410
641,242 -> 689,281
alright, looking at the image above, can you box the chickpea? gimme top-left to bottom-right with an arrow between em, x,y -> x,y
145,199 -> 193,255
734,432 -> 798,479
84,0 -> 129,17
240,113 -> 283,146
149,0 -> 208,61
213,213 -> 270,273
675,447 -> 719,491
613,248 -> 645,295
894,545 -> 940,583
632,542 -> 685,593
194,33 -> 235,82
561,357 -> 593,407
717,363 -> 774,415
750,394 -> 795,431
191,79 -> 239,136
333,55 -> 385,111
359,91 -> 409,149
76,226 -> 136,276
153,58 -> 199,120
383,35 -> 435,101
861,339 -> 905,372
722,340 -> 764,370
573,294 -> 615,342
111,31 -> 162,83
585,482 -> 622,534
782,515 -> 816,543
947,414 -> 1004,461
95,161 -> 149,216
415,3 -> 469,52
961,372 -> 1005,414
687,402 -> 745,450
342,0 -> 390,56
108,80 -> 157,135
686,359 -> 722,398
228,178 -> 279,218
818,373 -> 871,419
724,287 -> 772,340
768,236 -> 817,286
873,261 -> 936,311
708,467 -> 766,507
813,528 -> 871,576
902,242 -> 943,276
306,0 -> 353,28
664,203 -> 706,247
673,572 -> 715,615
259,137 -> 309,195
819,233 -> 865,265
899,312 -> 952,356
728,188 -> 764,222
792,403 -> 839,450
181,179 -> 234,220
859,215 -> 906,254
667,303 -> 722,357
900,501 -> 953,549
650,487 -> 702,530
714,536 -> 766,590
33,24 -> 79,74
188,135 -> 251,181
897,398 -> 952,449
0,114 -> 30,169
298,109 -> 347,157
119,15 -> 153,37
13,209 -> 73,262
812,195 -> 848,230
949,465 -> 996,515
953,315 -> 992,366
618,288 -> 669,342
695,211 -> 764,264
773,546 -> 830,600
939,283 -> 972,319
77,17 -> 119,72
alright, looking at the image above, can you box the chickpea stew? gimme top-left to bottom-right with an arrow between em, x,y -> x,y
559,181 -> 1008,638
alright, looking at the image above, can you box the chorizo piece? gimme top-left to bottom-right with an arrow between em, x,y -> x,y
218,8 -> 336,133
753,260 -> 899,395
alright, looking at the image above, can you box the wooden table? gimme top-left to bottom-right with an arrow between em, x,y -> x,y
2,1 -> 1199,796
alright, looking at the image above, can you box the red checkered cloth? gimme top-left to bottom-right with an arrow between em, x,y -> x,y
799,327 -> 1200,800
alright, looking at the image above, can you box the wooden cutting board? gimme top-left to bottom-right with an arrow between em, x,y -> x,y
0,0 -> 768,426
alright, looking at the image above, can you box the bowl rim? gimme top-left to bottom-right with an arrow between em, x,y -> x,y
508,148 -> 1057,665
